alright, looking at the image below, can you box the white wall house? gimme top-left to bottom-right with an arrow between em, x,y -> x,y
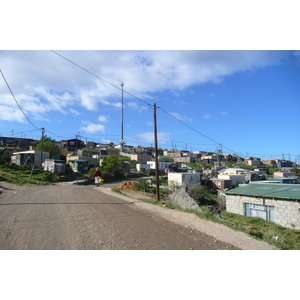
136,164 -> 151,172
168,173 -> 201,187
218,174 -> 246,186
147,161 -> 170,170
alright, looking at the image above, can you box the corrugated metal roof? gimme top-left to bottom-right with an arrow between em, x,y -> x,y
225,183 -> 300,200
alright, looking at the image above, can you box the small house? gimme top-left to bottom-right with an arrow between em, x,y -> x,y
225,183 -> 300,230
68,159 -> 89,173
270,178 -> 298,184
12,150 -> 50,168
43,159 -> 66,174
168,172 -> 201,187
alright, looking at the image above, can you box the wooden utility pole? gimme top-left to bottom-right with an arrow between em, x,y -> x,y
40,127 -> 45,169
153,103 -> 160,201
120,81 -> 124,152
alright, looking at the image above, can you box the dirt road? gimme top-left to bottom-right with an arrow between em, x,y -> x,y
0,182 -> 277,250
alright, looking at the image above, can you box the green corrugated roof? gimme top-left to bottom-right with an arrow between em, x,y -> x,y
225,183 -> 300,200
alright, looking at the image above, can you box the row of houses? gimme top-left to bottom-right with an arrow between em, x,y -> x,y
1,136 -> 296,169
4,142 -> 300,230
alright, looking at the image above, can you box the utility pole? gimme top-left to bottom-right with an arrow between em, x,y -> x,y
120,81 -> 124,152
153,103 -> 160,201
75,134 -> 78,154
40,127 -> 45,170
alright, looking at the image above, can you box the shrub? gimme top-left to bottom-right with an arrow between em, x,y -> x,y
133,179 -> 151,192
150,187 -> 156,194
41,172 -> 57,182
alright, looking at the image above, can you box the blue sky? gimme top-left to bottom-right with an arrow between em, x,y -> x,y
0,50 -> 299,161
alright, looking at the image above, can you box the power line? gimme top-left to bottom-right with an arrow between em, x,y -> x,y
0,69 -> 41,130
48,51 -> 249,157
51,50 -> 152,107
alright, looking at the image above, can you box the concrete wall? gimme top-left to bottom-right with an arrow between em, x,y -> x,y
274,172 -> 296,178
131,154 -> 152,164
168,173 -> 201,186
218,174 -> 246,186
173,157 -> 193,163
226,194 -> 300,230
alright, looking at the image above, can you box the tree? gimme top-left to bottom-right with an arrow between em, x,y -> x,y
34,135 -> 61,156
291,167 -> 300,177
101,154 -> 125,178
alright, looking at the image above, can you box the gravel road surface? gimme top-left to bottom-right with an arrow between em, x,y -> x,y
0,182 -> 277,250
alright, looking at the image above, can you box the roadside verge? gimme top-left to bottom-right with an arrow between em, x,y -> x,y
96,186 -> 278,250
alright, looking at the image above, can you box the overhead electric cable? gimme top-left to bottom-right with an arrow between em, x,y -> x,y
0,69 -> 40,130
49,51 -> 243,156
157,106 -> 242,156
50,50 -> 152,107
44,129 -> 79,139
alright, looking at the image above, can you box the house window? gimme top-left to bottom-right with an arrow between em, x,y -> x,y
244,203 -> 275,222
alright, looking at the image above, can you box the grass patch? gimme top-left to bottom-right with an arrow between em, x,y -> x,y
112,187 -> 177,209
221,211 -> 300,250
0,165 -> 59,185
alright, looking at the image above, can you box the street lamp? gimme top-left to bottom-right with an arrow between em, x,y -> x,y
120,81 -> 124,152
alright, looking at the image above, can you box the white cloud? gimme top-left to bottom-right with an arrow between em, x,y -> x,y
137,132 -> 171,144
169,112 -> 193,122
0,50 -> 291,124
98,115 -> 110,122
173,100 -> 187,106
0,105 -> 26,122
221,112 -> 228,116
70,109 -> 80,116
203,114 -> 212,120
80,123 -> 105,134
127,102 -> 148,113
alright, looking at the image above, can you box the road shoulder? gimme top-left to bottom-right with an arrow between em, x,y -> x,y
96,186 -> 279,250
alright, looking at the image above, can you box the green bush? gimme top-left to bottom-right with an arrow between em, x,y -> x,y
41,172 -> 57,182
133,179 -> 151,192
150,187 -> 156,194
187,184 -> 216,204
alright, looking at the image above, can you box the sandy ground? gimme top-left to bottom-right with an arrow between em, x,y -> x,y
0,181 -> 278,250
97,186 -> 278,250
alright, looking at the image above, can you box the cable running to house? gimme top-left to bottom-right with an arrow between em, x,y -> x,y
0,69 -> 41,130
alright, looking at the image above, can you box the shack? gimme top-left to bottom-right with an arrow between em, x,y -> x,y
68,159 -> 89,173
43,159 -> 66,174
12,150 -> 49,168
